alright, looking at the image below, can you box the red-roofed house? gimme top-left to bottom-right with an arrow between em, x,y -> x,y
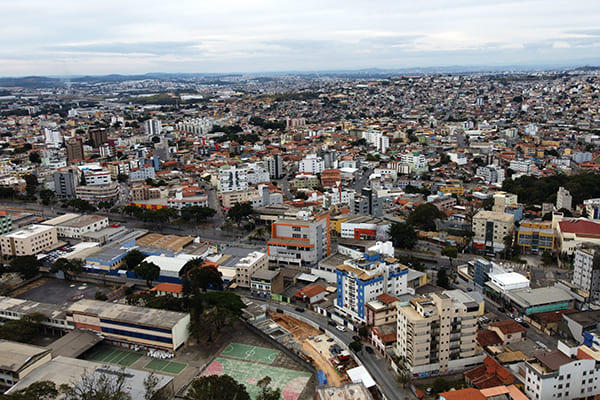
465,356 -> 514,389
151,282 -> 183,298
557,218 -> 600,254
476,330 -> 503,348
438,388 -> 487,400
365,294 -> 400,326
488,320 -> 526,345
369,323 -> 396,355
294,284 -> 326,304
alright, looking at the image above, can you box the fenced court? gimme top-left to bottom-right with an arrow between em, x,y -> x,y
144,359 -> 187,375
201,357 -> 311,400
88,348 -> 141,367
221,342 -> 280,364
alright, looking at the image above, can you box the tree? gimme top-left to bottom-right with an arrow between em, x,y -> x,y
123,249 -> 147,270
186,375 -> 250,400
180,206 -> 217,222
431,377 -> 453,394
28,152 -> 41,164
349,340 -> 363,353
134,261 -> 161,288
9,255 -> 40,280
61,367 -> 132,400
503,234 -> 514,259
188,292 -> 246,342
51,258 -> 83,280
441,245 -> 458,266
227,202 -> 253,225
256,376 -> 281,400
388,222 -> 418,249
183,266 -> 223,295
3,381 -> 58,400
0,313 -> 45,343
39,189 -> 56,205
406,203 -> 447,231
436,269 -> 450,289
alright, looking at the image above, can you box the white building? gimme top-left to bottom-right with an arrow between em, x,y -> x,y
335,241 -> 409,322
509,159 -> 533,174
176,118 -> 213,135
572,244 -> 600,302
245,162 -> 270,185
44,128 -> 62,147
400,152 -> 428,173
476,165 -> 505,185
524,349 -> 600,400
557,186 -> 573,211
144,119 -> 162,136
83,171 -> 112,186
299,154 -> 325,175
42,214 -> 109,239
235,251 -> 268,289
448,152 -> 468,165
218,165 -> 249,193
129,166 -> 156,181
362,130 -> 390,153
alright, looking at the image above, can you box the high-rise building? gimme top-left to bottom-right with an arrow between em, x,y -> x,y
472,211 -> 515,253
235,251 -> 268,289
353,187 -> 382,217
88,129 -> 108,148
65,139 -> 84,163
267,211 -> 330,266
53,167 -> 79,199
573,244 -> 600,302
395,292 -> 482,376
475,165 -> 505,185
144,119 -> 162,136
266,154 -> 284,179
218,165 -> 249,193
557,186 -> 573,211
335,241 -> 409,322
299,154 -> 325,175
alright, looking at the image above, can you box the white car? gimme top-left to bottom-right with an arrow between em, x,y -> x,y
336,325 -> 345,332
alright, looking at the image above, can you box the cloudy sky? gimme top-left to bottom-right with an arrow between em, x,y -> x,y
1,0 -> 599,76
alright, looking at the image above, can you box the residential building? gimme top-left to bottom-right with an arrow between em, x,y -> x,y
557,186 -> 573,211
395,292 -> 483,376
362,130 -> 390,153
294,284 -> 327,304
476,165 -> 505,185
218,165 -> 249,193
583,198 -> 600,220
250,269 -> 283,298
88,128 -> 107,147
75,182 -> 120,203
509,159 -> 533,174
439,184 -> 464,196
144,119 -> 162,136
572,244 -> 600,302
524,349 -> 600,400
516,219 -> 555,253
365,293 -> 400,327
129,166 -> 156,181
400,151 -> 427,173
245,162 -> 270,185
53,168 -> 79,199
267,211 -> 330,266
266,154 -> 284,179
65,139 -> 84,163
353,187 -> 382,217
492,192 -> 518,213
0,212 -> 12,234
298,154 -> 325,175
291,173 -> 319,189
335,242 -> 409,322
0,224 -> 58,257
106,161 -> 131,179
235,251 -> 268,289
472,211 -> 515,253
487,319 -> 527,345
321,169 -> 341,188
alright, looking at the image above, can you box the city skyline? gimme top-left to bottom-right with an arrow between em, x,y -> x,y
1,0 -> 599,76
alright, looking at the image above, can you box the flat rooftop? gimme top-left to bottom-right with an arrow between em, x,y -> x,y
2,224 -> 54,239
136,233 -> 194,252
59,214 -> 106,228
506,287 -> 574,309
68,299 -> 188,329
0,340 -> 50,372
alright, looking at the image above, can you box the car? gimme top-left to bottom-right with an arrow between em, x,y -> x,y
352,335 -> 361,342
328,321 -> 337,327
336,325 -> 345,332
365,346 -> 374,354
315,337 -> 322,342
521,321 -> 530,328
497,307 -> 506,313
295,307 -> 305,313
327,338 -> 334,342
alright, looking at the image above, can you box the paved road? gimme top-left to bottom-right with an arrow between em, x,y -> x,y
260,300 -> 412,400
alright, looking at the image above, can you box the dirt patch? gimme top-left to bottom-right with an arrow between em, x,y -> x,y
270,312 -> 349,387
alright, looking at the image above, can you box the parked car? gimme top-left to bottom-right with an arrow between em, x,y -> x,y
328,321 -> 337,327
336,325 -> 345,332
295,307 -> 305,313
352,335 -> 361,342
365,346 -> 374,354
497,307 -> 506,313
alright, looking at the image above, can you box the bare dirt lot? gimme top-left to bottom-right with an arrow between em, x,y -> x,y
270,312 -> 350,387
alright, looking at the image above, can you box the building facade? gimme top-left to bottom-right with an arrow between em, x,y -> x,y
235,251 -> 268,289
573,244 -> 600,302
472,211 -> 515,253
0,224 -> 58,257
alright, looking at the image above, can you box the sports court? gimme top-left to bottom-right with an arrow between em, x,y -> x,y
144,359 -> 187,374
221,342 -> 280,364
201,357 -> 311,400
88,348 -> 141,367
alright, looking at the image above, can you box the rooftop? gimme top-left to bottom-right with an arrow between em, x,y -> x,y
0,340 -> 50,372
2,224 -> 54,239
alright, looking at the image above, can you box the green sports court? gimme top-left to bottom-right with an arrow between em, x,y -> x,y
201,357 -> 311,400
144,359 -> 187,375
221,342 -> 280,364
88,348 -> 142,367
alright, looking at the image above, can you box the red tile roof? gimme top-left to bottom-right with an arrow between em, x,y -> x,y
476,330 -> 503,347
151,282 -> 182,294
294,284 -> 326,300
489,319 -> 527,334
535,349 -> 572,371
377,293 -> 399,304
438,388 -> 486,400
559,219 -> 600,236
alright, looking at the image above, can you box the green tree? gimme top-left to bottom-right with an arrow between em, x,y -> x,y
349,340 -> 363,353
0,313 -> 45,343
503,234 -> 514,259
28,152 -> 41,164
61,367 -> 132,400
388,222 -> 418,249
227,202 -> 253,225
188,292 -> 246,343
436,269 -> 450,289
406,203 -> 447,231
9,255 -> 40,280
180,206 -> 216,222
39,189 -> 56,205
256,376 -> 281,400
441,245 -> 458,266
3,381 -> 58,400
186,375 -> 250,400
431,377 -> 453,394
51,258 -> 84,280
123,249 -> 147,270
542,250 -> 554,266
134,261 -> 161,288
183,266 -> 223,295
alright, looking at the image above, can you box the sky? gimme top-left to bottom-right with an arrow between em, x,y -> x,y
1,0 -> 599,76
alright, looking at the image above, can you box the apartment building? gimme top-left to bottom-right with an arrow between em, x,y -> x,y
218,165 -> 249,193
75,182 -> 120,203
472,211 -> 515,253
335,242 -> 409,322
476,165 -> 505,185
0,212 -> 12,234
396,292 -> 482,376
557,186 -> 573,211
53,168 -> 79,198
0,224 -> 58,257
267,211 -> 330,266
298,154 -> 325,175
572,244 -> 600,302
235,251 -> 268,288
266,154 -> 284,179
517,220 -> 554,253
524,349 -> 600,400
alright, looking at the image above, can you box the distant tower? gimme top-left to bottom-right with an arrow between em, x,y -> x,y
556,186 -> 572,211
144,119 -> 162,136
66,139 -> 84,163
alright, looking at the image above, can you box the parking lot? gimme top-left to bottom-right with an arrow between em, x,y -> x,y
15,278 -> 110,305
